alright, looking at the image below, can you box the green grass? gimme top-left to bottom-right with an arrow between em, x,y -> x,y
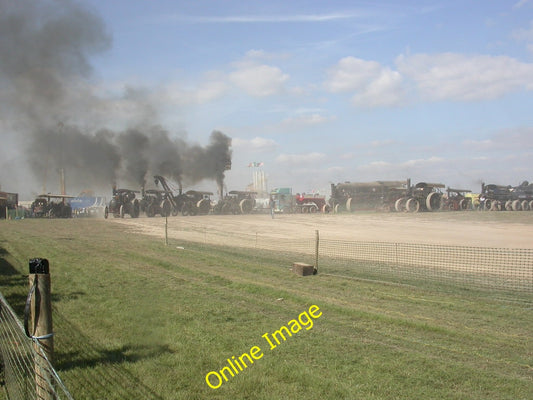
1,219 -> 532,399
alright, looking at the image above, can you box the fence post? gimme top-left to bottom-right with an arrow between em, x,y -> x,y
315,230 -> 319,273
165,215 -> 168,246
28,258 -> 54,400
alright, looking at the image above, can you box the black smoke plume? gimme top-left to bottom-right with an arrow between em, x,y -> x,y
0,0 -> 232,197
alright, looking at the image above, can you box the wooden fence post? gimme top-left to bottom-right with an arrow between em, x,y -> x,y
315,230 -> 319,274
28,258 -> 54,400
165,215 -> 168,246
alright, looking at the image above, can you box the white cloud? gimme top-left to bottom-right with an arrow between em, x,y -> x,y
401,156 -> 444,167
325,57 -> 383,92
276,152 -> 326,165
281,113 -> 335,126
232,136 -> 278,152
396,53 -> 533,101
512,21 -> 533,54
513,0 -> 531,9
351,69 -> 404,107
165,12 -> 365,24
370,139 -> 396,147
324,56 -> 405,107
463,127 -> 533,151
229,61 -> 289,97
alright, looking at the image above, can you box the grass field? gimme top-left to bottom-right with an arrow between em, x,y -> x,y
1,219 -> 532,399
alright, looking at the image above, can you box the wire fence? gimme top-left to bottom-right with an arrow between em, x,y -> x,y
169,222 -> 533,293
0,291 -> 74,400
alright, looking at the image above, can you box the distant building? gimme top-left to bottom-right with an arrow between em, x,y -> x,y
0,191 -> 19,219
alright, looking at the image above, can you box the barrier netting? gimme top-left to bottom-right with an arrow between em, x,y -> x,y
0,292 -> 74,400
171,222 -> 533,293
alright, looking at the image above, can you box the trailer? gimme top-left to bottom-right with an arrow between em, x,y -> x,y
329,180 -> 409,213
71,195 -> 107,217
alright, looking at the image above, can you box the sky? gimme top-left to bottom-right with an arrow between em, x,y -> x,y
1,0 -> 533,199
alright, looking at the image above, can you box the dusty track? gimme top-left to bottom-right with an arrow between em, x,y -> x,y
108,211 -> 533,249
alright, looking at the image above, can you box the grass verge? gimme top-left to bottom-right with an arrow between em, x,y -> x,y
1,219 -> 532,399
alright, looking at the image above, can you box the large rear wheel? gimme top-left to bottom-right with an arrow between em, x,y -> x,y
426,192 -> 441,211
395,197 -> 406,212
406,198 -> 419,212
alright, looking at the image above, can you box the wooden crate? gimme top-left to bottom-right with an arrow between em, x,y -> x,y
292,262 -> 316,276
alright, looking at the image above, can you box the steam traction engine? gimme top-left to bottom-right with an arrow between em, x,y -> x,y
105,188 -> 140,218
140,188 -> 174,217
213,191 -> 257,215
443,188 -> 472,211
180,191 -> 213,216
394,182 -> 445,212
31,194 -> 74,218
480,181 -> 533,211
270,188 -> 329,213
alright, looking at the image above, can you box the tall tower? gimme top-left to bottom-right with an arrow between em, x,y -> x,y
249,162 -> 268,197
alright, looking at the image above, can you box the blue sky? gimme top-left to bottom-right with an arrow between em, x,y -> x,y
2,0 -> 533,198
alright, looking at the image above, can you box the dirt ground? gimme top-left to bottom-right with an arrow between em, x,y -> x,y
109,211 -> 533,249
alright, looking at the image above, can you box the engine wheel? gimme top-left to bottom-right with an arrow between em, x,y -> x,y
132,199 -> 140,218
146,204 -> 156,217
197,199 -> 211,215
239,199 -> 253,214
406,198 -> 419,212
426,192 -> 441,211
346,198 -> 354,212
119,205 -> 125,218
395,198 -> 406,212
181,202 -> 191,216
512,200 -> 521,211
161,200 -> 171,217
521,200 -> 529,211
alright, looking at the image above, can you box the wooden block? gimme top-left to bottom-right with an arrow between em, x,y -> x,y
292,262 -> 315,276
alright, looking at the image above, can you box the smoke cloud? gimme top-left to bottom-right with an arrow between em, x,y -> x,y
0,0 -> 232,198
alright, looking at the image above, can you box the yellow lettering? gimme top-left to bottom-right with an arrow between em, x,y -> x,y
227,358 -> 239,374
288,319 -> 302,333
205,371 -> 223,389
298,311 -> 314,330
272,326 -> 292,344
308,304 -> 322,319
219,365 -> 234,381
239,352 -> 253,367
250,346 -> 263,359
262,333 -> 277,349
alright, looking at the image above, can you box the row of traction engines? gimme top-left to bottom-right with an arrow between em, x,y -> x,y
104,176 -> 258,218
480,181 -> 533,211
328,179 -> 474,213
104,176 -> 214,219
